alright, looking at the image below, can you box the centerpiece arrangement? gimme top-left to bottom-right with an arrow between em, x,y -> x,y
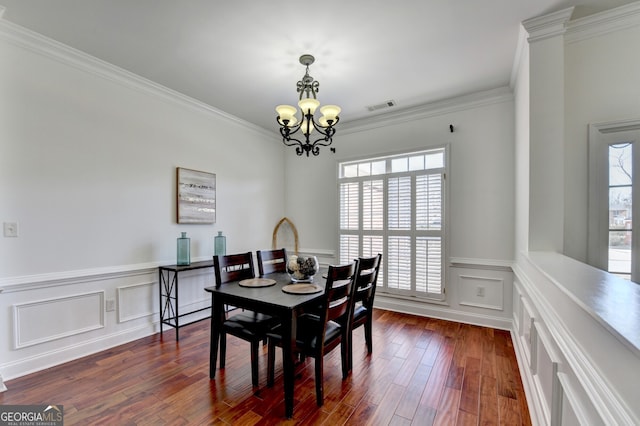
287,255 -> 319,282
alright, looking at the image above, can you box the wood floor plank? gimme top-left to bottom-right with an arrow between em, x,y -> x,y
389,414 -> 413,426
394,364 -> 432,420
456,410 -> 479,426
459,356 -> 481,415
421,333 -> 444,367
368,383 -> 406,426
419,338 -> 455,409
411,403 -> 437,426
315,402 -> 354,426
432,386 -> 461,426
0,309 -> 530,425
393,346 -> 425,387
479,375 -> 500,426
498,395 -> 523,425
496,355 -> 518,400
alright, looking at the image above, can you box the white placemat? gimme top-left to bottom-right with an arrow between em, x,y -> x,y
282,283 -> 323,294
239,278 -> 277,288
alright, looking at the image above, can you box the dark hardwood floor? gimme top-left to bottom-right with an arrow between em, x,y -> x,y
0,309 -> 531,425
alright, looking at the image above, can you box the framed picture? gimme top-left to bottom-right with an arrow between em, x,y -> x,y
177,167 -> 216,224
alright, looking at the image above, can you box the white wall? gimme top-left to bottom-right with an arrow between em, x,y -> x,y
0,34 -> 285,277
0,21 -> 285,380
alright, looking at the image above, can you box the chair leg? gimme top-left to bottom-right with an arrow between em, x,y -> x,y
365,317 -> 373,354
220,332 -> 227,368
267,341 -> 275,387
342,334 -> 351,379
315,356 -> 324,406
250,340 -> 259,387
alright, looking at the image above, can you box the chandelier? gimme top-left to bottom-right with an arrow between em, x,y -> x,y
276,54 -> 341,156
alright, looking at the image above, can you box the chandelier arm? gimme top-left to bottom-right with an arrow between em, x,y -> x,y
276,116 -> 303,132
282,138 -> 307,156
280,125 -> 303,137
282,138 -> 304,148
310,135 -> 334,148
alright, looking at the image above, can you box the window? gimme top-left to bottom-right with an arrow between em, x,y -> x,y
608,143 -> 632,278
338,147 -> 447,299
588,120 -> 640,282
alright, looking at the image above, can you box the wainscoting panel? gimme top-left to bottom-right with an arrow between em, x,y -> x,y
558,373 -> 590,426
512,283 -> 521,331
533,323 -> 560,425
13,291 -> 105,349
458,274 -> 504,310
520,296 -> 536,370
117,281 -> 156,323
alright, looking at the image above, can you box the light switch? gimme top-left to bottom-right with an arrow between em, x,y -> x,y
3,222 -> 18,238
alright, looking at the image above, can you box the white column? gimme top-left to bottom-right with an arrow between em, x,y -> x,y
523,8 -> 573,252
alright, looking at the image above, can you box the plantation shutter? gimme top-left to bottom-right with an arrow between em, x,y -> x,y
338,148 -> 446,299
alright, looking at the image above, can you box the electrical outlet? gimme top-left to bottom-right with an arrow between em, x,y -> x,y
476,286 -> 485,297
3,222 -> 18,238
106,299 -> 116,312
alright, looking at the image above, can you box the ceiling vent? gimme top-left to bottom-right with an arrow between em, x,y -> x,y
367,100 -> 396,112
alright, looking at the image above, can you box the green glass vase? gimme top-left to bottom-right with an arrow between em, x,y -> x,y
177,232 -> 191,266
214,231 -> 226,256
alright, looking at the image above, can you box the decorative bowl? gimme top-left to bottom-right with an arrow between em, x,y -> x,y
287,255 -> 319,283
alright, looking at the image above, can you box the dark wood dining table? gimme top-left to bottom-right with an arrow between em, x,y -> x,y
204,271 -> 326,418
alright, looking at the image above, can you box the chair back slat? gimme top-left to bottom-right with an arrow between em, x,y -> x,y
322,262 -> 358,325
214,252 -> 255,287
257,248 -> 287,276
354,254 -> 382,308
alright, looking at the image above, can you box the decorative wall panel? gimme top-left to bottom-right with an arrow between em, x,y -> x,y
117,281 -> 156,323
458,274 -> 504,310
13,291 -> 104,349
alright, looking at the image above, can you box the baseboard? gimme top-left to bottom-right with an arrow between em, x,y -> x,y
375,294 -> 513,330
0,323 -> 157,384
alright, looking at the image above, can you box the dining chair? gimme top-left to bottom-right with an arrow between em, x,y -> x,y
214,252 -> 278,387
257,248 -> 288,276
349,254 -> 382,369
266,260 -> 359,407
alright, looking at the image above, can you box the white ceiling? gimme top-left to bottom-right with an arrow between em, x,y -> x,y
0,1 -> 635,133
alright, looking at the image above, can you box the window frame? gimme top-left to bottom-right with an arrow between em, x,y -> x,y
338,146 -> 448,300
588,119 -> 640,282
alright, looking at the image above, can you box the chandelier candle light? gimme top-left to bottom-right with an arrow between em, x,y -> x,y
276,54 -> 341,156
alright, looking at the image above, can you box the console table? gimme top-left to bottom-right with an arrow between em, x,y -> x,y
158,260 -> 214,341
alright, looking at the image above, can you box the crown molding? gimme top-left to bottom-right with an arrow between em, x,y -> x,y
566,1 -> 640,43
523,7 -> 574,43
340,86 -> 513,136
0,17 -> 271,137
